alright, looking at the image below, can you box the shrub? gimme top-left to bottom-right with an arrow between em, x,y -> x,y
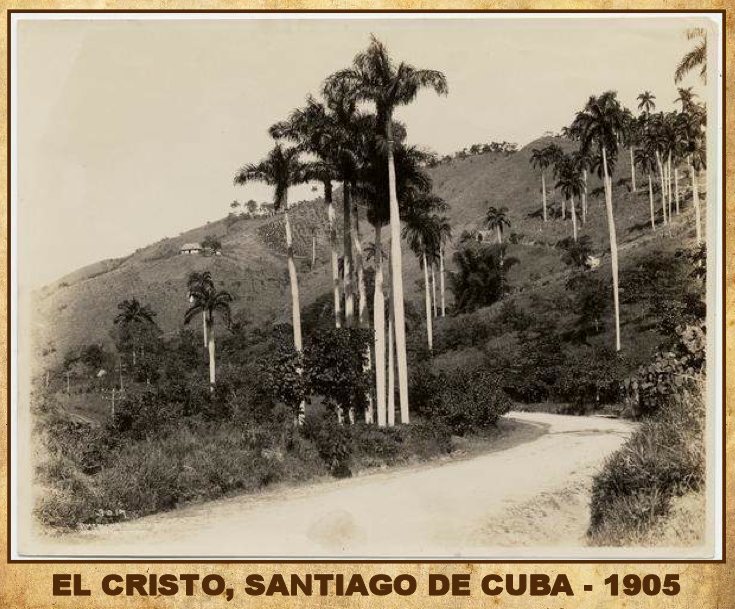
418,368 -> 512,435
588,390 -> 705,545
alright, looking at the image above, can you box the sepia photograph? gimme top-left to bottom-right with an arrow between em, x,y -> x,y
10,12 -> 722,559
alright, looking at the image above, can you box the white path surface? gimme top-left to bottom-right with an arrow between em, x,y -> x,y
30,412 -> 637,559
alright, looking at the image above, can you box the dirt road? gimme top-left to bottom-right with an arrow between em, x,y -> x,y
31,412 -> 635,558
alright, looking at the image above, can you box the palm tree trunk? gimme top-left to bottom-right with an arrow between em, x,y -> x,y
570,195 -> 578,242
690,158 -> 702,244
630,147 -> 636,192
541,173 -> 547,222
325,181 -> 342,328
496,225 -> 502,244
667,153 -> 673,220
387,308 -> 395,427
439,246 -> 446,317
648,173 -> 655,231
561,196 -> 566,220
674,167 -> 680,215
602,146 -> 621,353
202,311 -> 208,348
422,253 -> 433,353
431,265 -> 438,318
386,121 -> 410,424
284,193 -> 305,421
311,232 -> 316,269
656,150 -> 668,225
352,199 -> 373,424
582,169 -> 588,224
373,223 -> 387,427
207,316 -> 216,391
343,183 -> 354,326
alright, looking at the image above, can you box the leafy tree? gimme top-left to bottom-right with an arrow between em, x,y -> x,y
450,244 -> 518,313
201,235 -> 222,254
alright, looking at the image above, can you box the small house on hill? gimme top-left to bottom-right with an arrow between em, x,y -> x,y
180,242 -> 202,255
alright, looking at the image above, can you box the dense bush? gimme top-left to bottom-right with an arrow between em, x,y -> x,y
588,316 -> 707,545
414,368 -> 511,435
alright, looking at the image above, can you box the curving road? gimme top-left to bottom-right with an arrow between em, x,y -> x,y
28,412 -> 635,559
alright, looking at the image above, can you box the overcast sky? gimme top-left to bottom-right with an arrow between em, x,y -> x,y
16,15 -> 714,286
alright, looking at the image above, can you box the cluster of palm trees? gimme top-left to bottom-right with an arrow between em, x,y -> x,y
234,36 -> 450,426
629,89 -> 706,242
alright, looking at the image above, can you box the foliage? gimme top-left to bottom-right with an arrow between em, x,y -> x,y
559,235 -> 594,268
414,368 -> 511,435
450,244 -> 518,313
304,328 -> 372,419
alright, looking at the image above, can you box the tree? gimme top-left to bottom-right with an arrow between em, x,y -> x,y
402,208 -> 441,353
675,27 -> 707,83
571,91 -> 625,351
634,146 -> 658,231
184,279 -> 232,389
435,216 -> 452,317
325,36 -> 448,424
559,235 -> 593,268
450,244 -> 518,314
270,94 -> 360,328
554,155 -> 584,242
636,91 -> 656,114
234,144 -> 307,415
113,298 -> 158,366
201,235 -> 222,254
187,271 -> 215,348
484,206 -> 511,244
246,199 -> 258,214
530,147 -> 552,222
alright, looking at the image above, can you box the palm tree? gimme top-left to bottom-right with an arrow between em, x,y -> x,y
675,87 -> 697,113
675,28 -> 707,84
530,147 -> 552,222
620,107 -> 638,192
114,298 -> 157,366
234,144 -> 307,404
326,36 -> 448,424
184,279 -> 232,389
681,108 -> 706,244
637,91 -> 657,114
187,271 -> 214,348
571,91 -> 624,352
555,155 -> 584,242
270,98 -> 344,328
435,216 -> 452,317
634,147 -> 658,231
403,209 -> 441,353
358,137 -> 431,427
485,206 -> 511,244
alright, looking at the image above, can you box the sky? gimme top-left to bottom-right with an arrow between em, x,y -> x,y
16,15 -> 714,287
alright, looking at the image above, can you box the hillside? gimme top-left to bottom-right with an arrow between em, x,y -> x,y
31,135 -> 703,369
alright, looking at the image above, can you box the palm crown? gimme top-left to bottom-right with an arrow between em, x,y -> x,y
571,91 -> 624,174
234,144 -> 304,210
184,282 -> 233,328
114,298 -> 157,326
485,206 -> 511,234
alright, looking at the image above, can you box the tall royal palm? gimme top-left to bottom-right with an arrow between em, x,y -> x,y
402,208 -> 441,354
634,147 -> 658,231
637,91 -> 657,114
187,271 -> 215,348
114,298 -> 157,366
184,280 -> 232,389
555,155 -> 584,242
571,91 -> 625,351
234,145 -> 305,355
530,147 -> 552,222
326,36 -> 448,423
485,206 -> 511,244
270,99 -> 343,328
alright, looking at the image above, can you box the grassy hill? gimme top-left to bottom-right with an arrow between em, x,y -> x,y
32,135 -> 704,371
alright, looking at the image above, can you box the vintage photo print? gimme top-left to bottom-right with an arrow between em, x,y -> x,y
9,12 -> 724,560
